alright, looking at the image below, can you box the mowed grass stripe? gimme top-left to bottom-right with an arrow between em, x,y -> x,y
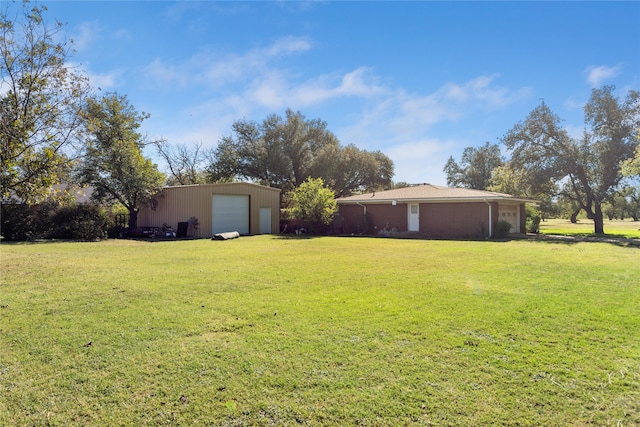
1,237 -> 638,426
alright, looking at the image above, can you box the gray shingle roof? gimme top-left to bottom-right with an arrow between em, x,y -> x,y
336,184 -> 535,203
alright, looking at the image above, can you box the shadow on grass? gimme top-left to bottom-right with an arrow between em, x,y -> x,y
0,238 -> 97,245
273,234 -> 321,240
3,233 -> 638,248
514,233 -> 640,248
302,232 -> 640,248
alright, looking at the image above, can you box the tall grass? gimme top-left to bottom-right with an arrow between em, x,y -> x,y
1,237 -> 638,426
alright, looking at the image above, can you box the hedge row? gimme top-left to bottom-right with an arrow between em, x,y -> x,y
1,204 -> 115,241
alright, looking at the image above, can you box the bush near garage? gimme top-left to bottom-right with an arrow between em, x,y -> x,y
495,219 -> 512,238
526,205 -> 542,233
1,203 -> 54,241
1,203 -> 113,241
49,204 -> 111,241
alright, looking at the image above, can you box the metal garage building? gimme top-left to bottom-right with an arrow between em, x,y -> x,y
138,182 -> 281,237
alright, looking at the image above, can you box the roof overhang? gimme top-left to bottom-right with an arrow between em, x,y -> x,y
336,197 -> 537,205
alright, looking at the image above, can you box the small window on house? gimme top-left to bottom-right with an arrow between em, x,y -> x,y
411,205 -> 418,214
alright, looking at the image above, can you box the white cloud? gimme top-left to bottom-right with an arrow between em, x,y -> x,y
71,21 -> 101,52
87,70 -> 121,91
141,36 -> 312,90
250,67 -> 387,109
440,75 -> 533,110
339,75 -> 532,148
114,29 -> 132,40
584,64 -> 622,87
332,75 -> 532,184
265,36 -> 312,57
143,58 -> 189,88
65,61 -> 120,91
249,72 -> 289,109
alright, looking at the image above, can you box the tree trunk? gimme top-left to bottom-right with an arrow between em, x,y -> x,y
128,208 -> 138,229
592,204 -> 604,234
570,209 -> 580,224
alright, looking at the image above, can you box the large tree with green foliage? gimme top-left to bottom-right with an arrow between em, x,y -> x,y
1,2 -> 89,203
309,143 -> 394,198
443,141 -> 503,189
207,109 -> 394,196
502,86 -> 639,234
78,93 -> 165,229
207,109 -> 339,189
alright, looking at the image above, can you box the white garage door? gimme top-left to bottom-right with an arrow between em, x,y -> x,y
212,195 -> 249,235
499,205 -> 518,233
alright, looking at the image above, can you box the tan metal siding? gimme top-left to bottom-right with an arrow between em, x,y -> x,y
138,183 -> 280,237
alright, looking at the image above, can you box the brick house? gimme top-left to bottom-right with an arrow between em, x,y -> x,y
334,184 -> 535,238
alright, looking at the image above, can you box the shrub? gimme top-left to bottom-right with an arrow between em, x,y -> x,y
1,204 -> 37,241
0,204 -> 54,241
495,220 -> 512,238
50,205 -> 110,241
526,205 -> 542,233
289,177 -> 337,234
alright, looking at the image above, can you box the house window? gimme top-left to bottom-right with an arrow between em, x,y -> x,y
411,205 -> 418,215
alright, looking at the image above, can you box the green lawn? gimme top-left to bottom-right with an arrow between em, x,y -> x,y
1,237 -> 638,426
539,218 -> 640,239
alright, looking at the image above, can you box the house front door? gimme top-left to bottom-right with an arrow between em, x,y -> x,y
408,203 -> 419,232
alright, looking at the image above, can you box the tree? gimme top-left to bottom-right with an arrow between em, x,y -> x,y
443,141 -> 503,189
602,193 -> 627,221
488,163 -> 556,218
154,140 -> 208,186
288,177 -> 337,234
502,86 -> 640,234
206,109 -> 394,196
621,143 -> 640,178
78,93 -> 165,229
619,139 -> 640,221
309,143 -> 394,198
623,186 -> 640,221
1,2 -> 89,203
207,109 -> 339,190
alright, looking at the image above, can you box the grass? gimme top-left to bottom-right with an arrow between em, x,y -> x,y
539,218 -> 640,239
1,236 -> 639,426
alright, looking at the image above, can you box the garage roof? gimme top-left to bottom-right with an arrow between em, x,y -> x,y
336,184 -> 536,204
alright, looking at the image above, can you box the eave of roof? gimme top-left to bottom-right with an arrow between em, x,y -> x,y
163,182 -> 281,192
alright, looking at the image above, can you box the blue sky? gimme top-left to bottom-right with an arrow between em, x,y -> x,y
39,1 -> 640,185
